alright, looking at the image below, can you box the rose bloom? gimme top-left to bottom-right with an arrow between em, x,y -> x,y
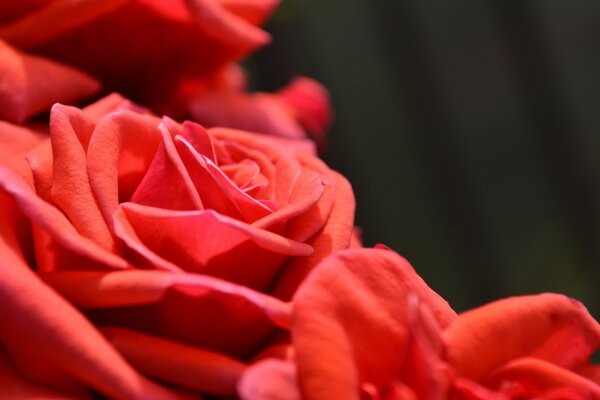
0,94 -> 355,399
240,247 -> 600,400
0,0 -> 330,141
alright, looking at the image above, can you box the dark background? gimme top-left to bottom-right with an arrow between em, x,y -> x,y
248,0 -> 600,316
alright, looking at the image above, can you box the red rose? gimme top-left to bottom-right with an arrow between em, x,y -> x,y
0,94 -> 355,398
240,247 -> 600,400
0,1 -> 331,142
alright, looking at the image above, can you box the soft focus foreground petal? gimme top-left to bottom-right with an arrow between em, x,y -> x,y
273,171 -> 354,300
102,327 -> 245,396
278,77 -> 332,146
0,347 -> 84,400
0,165 -> 129,270
486,357 -> 600,398
238,359 -> 302,400
41,269 -> 292,329
292,248 -> 456,400
115,202 -> 311,289
0,40 -> 99,123
443,293 -> 600,382
49,104 -> 115,251
0,219 -> 183,399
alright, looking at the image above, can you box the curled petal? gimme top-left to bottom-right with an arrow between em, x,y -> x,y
486,357 -> 600,398
443,293 -> 600,382
114,202 -> 312,289
185,0 -> 270,50
291,248 -> 456,400
49,104 -> 115,251
273,171 -> 353,300
41,269 -> 292,329
103,327 -> 246,396
0,165 -> 129,270
0,0 -> 130,48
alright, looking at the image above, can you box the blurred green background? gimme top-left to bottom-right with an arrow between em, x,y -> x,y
248,0 -> 600,316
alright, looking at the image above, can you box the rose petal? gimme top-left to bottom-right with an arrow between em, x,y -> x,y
131,119 -> 203,211
0,218 -> 183,399
82,92 -> 152,122
175,133 -> 273,221
41,269 -> 292,329
291,248 -> 456,400
185,0 -> 270,50
443,293 -> 600,382
87,109 -> 165,226
18,0 -> 270,111
486,357 -> 600,398
0,347 -> 86,400
0,165 -> 130,270
49,104 -> 115,251
278,77 -> 332,146
273,171 -> 353,300
238,359 -> 301,400
114,202 -> 312,289
0,120 -> 45,163
189,90 -> 306,139
220,0 -> 278,25
0,0 -> 130,48
102,327 -> 246,396
0,40 -> 99,123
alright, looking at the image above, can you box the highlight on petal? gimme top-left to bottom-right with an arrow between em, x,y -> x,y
443,293 -> 600,383
102,327 -> 246,396
238,359 -> 302,400
291,248 -> 456,400
0,40 -> 99,123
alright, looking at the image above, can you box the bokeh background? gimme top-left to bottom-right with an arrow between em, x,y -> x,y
247,0 -> 600,316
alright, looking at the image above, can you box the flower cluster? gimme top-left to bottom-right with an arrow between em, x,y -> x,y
0,1 -> 597,399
